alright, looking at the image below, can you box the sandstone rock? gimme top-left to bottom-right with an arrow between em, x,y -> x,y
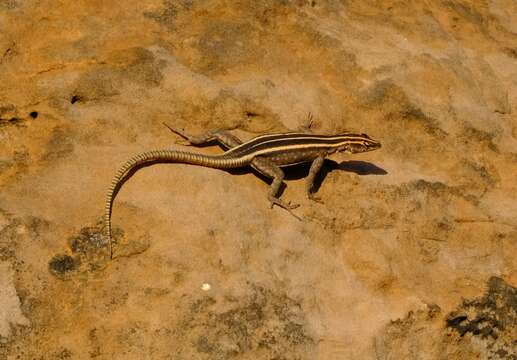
0,0 -> 516,358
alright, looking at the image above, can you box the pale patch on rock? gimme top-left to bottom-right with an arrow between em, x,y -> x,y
0,262 -> 29,338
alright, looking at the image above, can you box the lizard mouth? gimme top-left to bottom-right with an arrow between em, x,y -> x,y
369,141 -> 382,150
343,141 -> 381,153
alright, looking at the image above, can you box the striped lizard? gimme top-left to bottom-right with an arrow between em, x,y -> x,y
105,125 -> 381,258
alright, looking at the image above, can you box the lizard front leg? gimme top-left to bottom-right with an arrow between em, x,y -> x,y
296,112 -> 314,132
305,155 -> 325,202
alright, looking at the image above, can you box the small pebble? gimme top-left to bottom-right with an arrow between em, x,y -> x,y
201,283 -> 211,291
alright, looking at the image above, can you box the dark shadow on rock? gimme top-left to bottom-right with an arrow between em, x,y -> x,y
337,160 -> 388,175
312,159 -> 387,194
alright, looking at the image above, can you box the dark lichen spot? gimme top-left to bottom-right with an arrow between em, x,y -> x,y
190,296 -> 217,313
123,47 -> 164,86
43,127 -> 74,161
503,47 -> 517,59
361,79 -> 397,106
413,179 -> 448,194
72,47 -> 163,95
446,314 -> 468,327
13,149 -> 29,165
446,277 -> 516,340
26,216 -> 50,238
0,0 -> 18,10
362,81 -> 446,137
400,106 -> 447,137
495,348 -> 508,357
48,254 -> 79,277
462,160 -> 498,190
68,226 -> 105,254
53,348 -> 73,360
379,278 -> 514,358
65,226 -> 109,272
282,322 -> 311,345
396,179 -> 478,206
143,0 -> 192,31
462,127 -> 498,152
196,336 -> 215,354
175,285 -> 314,358
0,103 -> 16,115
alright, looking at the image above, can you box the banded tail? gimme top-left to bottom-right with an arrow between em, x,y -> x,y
104,149 -> 247,259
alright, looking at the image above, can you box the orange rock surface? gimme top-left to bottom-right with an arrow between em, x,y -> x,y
1,1 -> 516,358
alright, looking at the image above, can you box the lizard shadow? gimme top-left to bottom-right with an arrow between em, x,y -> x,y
311,160 -> 387,193
228,159 -> 387,197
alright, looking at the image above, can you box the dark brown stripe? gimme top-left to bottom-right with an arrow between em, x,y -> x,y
226,133 -> 370,157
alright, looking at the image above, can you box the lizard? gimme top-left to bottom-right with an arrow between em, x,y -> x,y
104,125 -> 381,259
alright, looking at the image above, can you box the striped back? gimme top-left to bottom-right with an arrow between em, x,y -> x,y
224,132 -> 381,159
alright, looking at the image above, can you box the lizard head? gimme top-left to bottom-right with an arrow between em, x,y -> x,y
337,133 -> 381,154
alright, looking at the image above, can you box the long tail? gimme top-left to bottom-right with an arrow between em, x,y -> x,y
104,149 -> 246,259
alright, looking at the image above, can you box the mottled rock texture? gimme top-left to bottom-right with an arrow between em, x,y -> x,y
1,0 -> 516,359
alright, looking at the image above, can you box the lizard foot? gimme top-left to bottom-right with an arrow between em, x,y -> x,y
307,193 -> 323,203
268,196 -> 302,220
268,196 -> 299,210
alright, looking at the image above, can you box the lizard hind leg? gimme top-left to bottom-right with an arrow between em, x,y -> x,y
251,157 -> 301,220
163,123 -> 242,149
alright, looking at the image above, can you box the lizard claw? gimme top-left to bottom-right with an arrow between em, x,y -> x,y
163,123 -> 195,146
268,198 -> 302,220
163,123 -> 189,140
268,196 -> 300,210
287,202 -> 300,210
